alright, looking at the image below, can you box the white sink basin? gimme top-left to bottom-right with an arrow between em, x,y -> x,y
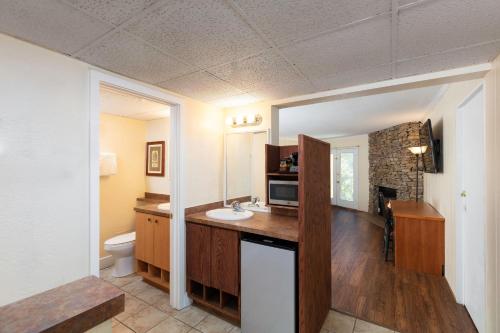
206,208 -> 254,221
157,203 -> 170,211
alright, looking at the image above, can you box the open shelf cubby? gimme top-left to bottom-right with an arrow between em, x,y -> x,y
136,260 -> 170,292
187,279 -> 240,323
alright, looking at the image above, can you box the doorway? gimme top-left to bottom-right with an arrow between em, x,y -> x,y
456,84 -> 486,332
331,147 -> 359,210
89,70 -> 189,309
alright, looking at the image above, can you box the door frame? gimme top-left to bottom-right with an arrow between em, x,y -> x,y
89,69 -> 190,309
455,82 -> 486,318
331,147 -> 359,210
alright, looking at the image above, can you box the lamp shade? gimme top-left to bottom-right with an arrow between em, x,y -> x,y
408,146 -> 428,155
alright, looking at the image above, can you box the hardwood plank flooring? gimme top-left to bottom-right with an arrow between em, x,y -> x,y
331,206 -> 477,333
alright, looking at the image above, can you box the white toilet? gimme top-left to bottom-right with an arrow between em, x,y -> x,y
104,231 -> 136,277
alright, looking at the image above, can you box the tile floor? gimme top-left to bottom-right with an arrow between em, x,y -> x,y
100,268 -> 398,333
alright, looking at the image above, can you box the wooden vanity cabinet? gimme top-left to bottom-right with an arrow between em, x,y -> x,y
186,222 -> 240,321
135,212 -> 170,290
211,227 -> 239,296
186,222 -> 211,285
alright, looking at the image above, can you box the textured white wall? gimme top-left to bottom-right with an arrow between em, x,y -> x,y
423,79 -> 482,299
146,117 -> 170,195
0,34 -> 90,305
0,33 -> 225,306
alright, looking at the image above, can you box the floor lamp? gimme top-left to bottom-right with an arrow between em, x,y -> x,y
408,146 -> 428,202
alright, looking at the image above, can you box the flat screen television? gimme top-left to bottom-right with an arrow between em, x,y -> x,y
419,119 -> 440,173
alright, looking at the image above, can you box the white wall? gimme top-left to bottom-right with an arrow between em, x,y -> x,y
423,79 -> 482,298
0,33 -> 90,305
323,135 -> 369,212
146,117 -> 170,195
0,33 -> 224,306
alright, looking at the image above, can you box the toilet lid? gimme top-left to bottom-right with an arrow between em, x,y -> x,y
105,232 -> 135,245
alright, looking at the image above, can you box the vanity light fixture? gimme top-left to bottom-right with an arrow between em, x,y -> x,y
226,114 -> 263,128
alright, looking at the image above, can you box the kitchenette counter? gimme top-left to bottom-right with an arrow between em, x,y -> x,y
185,211 -> 298,242
134,200 -> 170,218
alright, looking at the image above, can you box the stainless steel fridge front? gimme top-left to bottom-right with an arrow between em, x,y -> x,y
241,235 -> 297,333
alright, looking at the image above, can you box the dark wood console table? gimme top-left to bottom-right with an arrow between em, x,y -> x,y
390,200 -> 445,276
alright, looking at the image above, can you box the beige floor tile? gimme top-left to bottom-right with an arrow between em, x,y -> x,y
195,314 -> 234,333
354,319 -> 394,333
115,293 -> 149,322
146,316 -> 192,333
112,318 -> 119,327
230,326 -> 241,333
121,279 -> 151,296
123,305 -> 168,333
153,294 -> 178,315
174,306 -> 209,327
113,322 -> 135,333
321,310 -> 356,333
136,286 -> 168,305
112,274 -> 142,288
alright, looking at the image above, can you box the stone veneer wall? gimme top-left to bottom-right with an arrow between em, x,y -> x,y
368,122 -> 423,214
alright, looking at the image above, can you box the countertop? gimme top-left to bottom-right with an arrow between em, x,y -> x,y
0,276 -> 124,333
186,211 -> 299,242
134,199 -> 170,218
390,200 -> 445,222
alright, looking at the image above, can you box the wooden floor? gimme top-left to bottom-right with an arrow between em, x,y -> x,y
331,206 -> 477,333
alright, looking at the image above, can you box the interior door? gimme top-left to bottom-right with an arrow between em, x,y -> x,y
457,85 -> 485,332
331,148 -> 358,209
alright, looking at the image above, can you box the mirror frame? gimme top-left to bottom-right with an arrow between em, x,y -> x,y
223,129 -> 271,207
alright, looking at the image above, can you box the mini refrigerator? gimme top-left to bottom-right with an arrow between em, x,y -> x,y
241,233 -> 297,333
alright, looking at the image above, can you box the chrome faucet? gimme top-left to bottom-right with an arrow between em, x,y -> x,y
231,200 -> 244,212
250,197 -> 260,207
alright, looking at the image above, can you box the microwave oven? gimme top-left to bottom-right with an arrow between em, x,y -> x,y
268,180 -> 299,207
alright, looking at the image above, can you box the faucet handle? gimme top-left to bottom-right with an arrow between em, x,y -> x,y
231,200 -> 242,211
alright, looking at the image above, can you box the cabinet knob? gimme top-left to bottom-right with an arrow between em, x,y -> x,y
155,220 -> 158,224
147,218 -> 151,222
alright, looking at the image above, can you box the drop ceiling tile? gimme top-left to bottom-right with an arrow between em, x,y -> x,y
398,0 -> 500,60
77,30 -> 194,84
251,79 -> 316,101
209,50 -> 304,92
281,16 -> 391,83
158,71 -> 244,102
396,40 -> 500,78
312,64 -> 393,91
64,0 -> 161,26
125,0 -> 269,69
233,0 -> 391,46
0,0 -> 112,55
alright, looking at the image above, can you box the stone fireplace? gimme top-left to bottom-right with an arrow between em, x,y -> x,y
368,122 -> 423,214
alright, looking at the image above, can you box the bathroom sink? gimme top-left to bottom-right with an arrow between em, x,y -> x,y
206,208 -> 254,221
157,203 -> 170,211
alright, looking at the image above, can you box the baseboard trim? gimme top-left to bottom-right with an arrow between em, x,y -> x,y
100,255 -> 114,270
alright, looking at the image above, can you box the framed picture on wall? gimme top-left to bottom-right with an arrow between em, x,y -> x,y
146,141 -> 165,177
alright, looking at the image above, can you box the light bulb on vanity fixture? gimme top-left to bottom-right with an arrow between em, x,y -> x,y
226,113 -> 263,128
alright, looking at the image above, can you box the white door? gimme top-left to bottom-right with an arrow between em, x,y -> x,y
457,85 -> 485,332
331,148 -> 358,209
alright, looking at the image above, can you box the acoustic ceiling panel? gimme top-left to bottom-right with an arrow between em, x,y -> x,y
0,0 -> 111,55
125,0 -> 269,69
77,30 -> 195,84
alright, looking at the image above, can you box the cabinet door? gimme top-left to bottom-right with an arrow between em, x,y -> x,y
211,227 -> 239,296
154,216 -> 170,271
186,222 -> 211,285
144,215 -> 155,264
135,213 -> 148,261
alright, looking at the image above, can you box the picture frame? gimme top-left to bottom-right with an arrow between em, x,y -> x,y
146,141 -> 165,177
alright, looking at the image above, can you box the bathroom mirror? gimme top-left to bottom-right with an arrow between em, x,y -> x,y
224,130 -> 270,210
